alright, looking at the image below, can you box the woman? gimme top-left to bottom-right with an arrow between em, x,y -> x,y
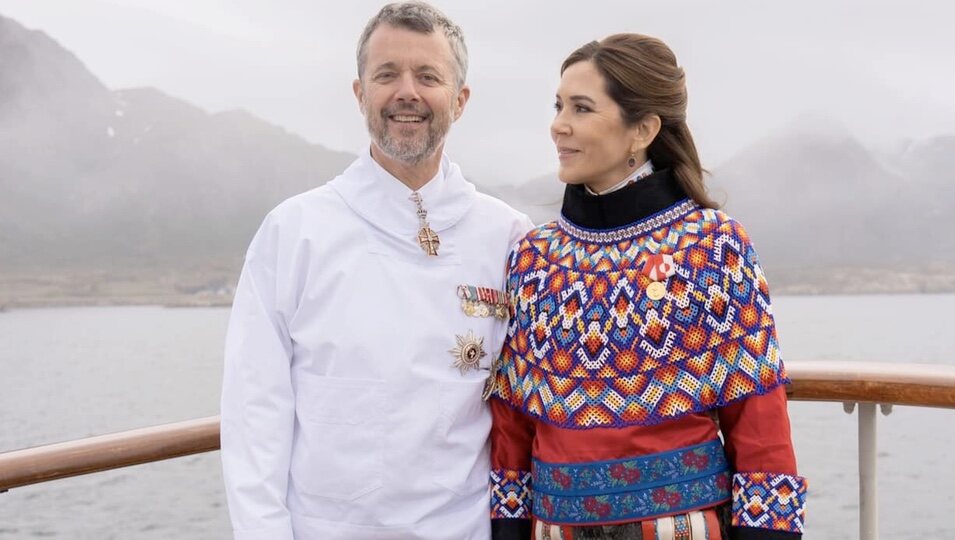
488,34 -> 806,540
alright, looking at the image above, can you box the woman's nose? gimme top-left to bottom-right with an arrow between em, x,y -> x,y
551,114 -> 570,137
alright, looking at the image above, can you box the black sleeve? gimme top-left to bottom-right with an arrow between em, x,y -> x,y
492,518 -> 532,540
731,527 -> 801,540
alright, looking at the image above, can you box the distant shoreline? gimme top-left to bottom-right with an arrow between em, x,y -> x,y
0,266 -> 238,311
769,267 -> 955,296
0,295 -> 233,311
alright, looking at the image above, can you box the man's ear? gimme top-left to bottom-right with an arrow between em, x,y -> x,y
353,79 -> 365,113
453,85 -> 471,121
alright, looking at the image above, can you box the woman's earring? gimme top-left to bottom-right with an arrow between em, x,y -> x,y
628,154 -> 636,168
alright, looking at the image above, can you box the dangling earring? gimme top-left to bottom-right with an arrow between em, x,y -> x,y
627,154 -> 637,168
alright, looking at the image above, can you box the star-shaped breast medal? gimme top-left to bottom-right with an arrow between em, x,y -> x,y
449,330 -> 487,374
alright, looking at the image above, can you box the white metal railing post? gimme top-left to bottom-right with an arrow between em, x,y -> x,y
858,403 -> 878,540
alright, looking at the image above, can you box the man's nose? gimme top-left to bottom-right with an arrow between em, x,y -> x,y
395,72 -> 421,101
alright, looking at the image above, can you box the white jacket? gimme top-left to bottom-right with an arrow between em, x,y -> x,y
221,151 -> 533,539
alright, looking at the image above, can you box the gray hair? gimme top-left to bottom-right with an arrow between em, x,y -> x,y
356,1 -> 468,89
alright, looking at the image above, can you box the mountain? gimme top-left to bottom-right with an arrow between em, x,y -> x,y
711,114 -> 908,267
0,14 -> 354,273
897,134 -> 955,216
482,171 -> 563,225
710,114 -> 955,290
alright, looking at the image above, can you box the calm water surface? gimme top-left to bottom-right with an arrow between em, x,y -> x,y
1,295 -> 953,539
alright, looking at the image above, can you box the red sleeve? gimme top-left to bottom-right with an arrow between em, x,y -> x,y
489,398 -> 535,528
718,386 -> 798,474
491,399 -> 535,473
719,386 -> 807,538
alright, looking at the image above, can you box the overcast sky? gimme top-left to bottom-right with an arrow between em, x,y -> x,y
1,0 -> 953,185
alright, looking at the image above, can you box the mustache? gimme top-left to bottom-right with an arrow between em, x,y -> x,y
381,103 -> 431,118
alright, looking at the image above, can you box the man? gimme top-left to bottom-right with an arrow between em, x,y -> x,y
220,2 -> 532,539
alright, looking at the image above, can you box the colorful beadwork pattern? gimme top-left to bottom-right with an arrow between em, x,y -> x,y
531,439 -> 731,524
492,202 -> 788,429
490,468 -> 532,519
732,472 -> 807,533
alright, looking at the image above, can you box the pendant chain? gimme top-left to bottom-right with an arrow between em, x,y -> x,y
410,192 -> 440,256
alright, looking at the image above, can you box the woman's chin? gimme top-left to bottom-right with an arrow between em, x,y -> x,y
556,169 -> 584,185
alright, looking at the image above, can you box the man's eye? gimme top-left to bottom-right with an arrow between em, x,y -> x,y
375,72 -> 396,81
420,74 -> 439,83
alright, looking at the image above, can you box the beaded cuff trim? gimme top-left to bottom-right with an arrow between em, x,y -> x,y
732,472 -> 808,533
490,468 -> 532,519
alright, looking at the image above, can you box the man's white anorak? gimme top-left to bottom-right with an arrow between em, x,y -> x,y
221,151 -> 533,540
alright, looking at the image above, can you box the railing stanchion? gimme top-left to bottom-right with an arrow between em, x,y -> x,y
859,402 -> 878,540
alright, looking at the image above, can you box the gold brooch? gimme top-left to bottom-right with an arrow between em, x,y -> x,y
449,330 -> 487,374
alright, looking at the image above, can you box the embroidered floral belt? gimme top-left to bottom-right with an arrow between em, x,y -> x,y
532,439 -> 731,525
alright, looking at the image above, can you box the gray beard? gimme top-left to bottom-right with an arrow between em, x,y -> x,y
367,114 -> 449,165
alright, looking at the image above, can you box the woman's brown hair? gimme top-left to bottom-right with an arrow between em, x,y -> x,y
562,34 -> 718,209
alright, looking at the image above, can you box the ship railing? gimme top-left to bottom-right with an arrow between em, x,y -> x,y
2,360 -> 955,540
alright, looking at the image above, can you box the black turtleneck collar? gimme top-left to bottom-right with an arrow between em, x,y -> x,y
560,168 -> 688,230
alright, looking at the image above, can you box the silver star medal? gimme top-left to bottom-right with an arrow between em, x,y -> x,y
449,330 -> 487,374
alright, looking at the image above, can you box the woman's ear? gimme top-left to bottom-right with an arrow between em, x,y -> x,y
631,113 -> 662,153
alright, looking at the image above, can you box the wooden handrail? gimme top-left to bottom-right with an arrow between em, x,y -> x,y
0,416 -> 220,492
2,360 -> 955,492
786,360 -> 955,408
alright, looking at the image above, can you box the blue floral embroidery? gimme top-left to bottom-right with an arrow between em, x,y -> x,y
532,439 -> 731,524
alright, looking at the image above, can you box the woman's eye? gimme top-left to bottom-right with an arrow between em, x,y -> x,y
575,105 -> 591,113
553,102 -> 562,112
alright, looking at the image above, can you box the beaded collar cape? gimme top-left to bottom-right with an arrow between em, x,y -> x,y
491,169 -> 789,429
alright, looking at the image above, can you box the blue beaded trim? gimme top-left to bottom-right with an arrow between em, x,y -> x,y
557,199 -> 698,244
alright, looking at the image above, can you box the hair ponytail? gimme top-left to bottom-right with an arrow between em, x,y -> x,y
649,122 -> 718,209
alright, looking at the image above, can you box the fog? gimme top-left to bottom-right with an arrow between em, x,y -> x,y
3,0 -> 953,185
